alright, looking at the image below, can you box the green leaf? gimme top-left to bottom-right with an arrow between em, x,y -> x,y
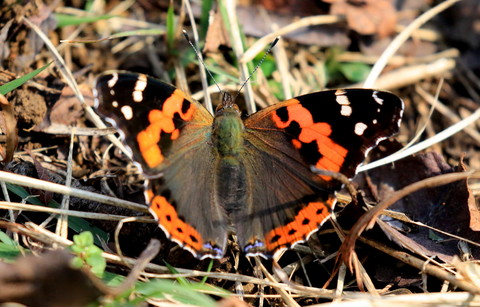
0,242 -> 22,261
74,231 -> 94,247
54,13 -> 115,28
0,230 -> 16,246
71,231 -> 106,278
0,62 -> 53,95
200,259 -> 214,284
338,62 -> 371,83
70,245 -> 83,254
67,216 -> 110,246
87,253 -> 106,277
70,256 -> 84,269
257,55 -> 276,78
103,271 -> 126,287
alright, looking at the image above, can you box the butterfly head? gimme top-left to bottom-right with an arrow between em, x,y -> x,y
215,92 -> 240,116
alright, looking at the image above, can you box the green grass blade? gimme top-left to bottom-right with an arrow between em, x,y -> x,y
199,0 -> 214,41
166,4 -> 175,50
136,280 -> 219,307
200,259 -> 214,284
5,183 -> 110,245
55,13 -> 115,28
0,62 -> 52,95
164,260 -> 190,286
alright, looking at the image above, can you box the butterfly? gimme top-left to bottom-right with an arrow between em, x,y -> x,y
93,71 -> 403,259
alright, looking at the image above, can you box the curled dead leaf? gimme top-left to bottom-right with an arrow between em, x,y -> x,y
0,93 -> 18,163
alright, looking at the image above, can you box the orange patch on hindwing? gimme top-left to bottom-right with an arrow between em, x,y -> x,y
272,101 -> 348,180
149,193 -> 203,251
137,90 -> 194,168
264,196 -> 335,252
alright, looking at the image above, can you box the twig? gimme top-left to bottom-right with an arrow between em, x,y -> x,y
222,0 -> 256,114
416,85 -> 480,143
355,58 -> 456,91
363,0 -> 461,87
341,170 -> 480,269
0,170 -> 148,213
22,18 -> 130,158
359,236 -> 480,294
0,201 -> 152,222
184,0 -> 214,114
241,15 -> 342,64
358,105 -> 480,172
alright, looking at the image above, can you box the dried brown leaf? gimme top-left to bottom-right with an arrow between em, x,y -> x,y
0,93 -> 18,163
325,0 -> 397,38
204,7 -> 231,53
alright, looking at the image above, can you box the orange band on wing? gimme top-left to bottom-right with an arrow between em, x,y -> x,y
272,101 -> 348,179
137,90 -> 194,168
149,194 -> 203,251
271,101 -> 314,129
265,197 -> 335,252
298,124 -> 348,173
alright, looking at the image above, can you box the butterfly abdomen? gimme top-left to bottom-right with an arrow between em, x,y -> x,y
216,158 -> 248,214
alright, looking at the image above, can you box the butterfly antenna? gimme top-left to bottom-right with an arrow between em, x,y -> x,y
233,37 -> 280,102
182,30 -> 223,95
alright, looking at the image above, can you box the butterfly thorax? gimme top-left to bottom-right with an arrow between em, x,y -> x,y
212,93 -> 244,159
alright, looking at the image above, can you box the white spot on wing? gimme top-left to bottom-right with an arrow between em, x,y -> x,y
372,119 -> 378,124
121,105 -> 133,120
132,74 -> 148,102
133,91 -> 143,102
373,91 -> 384,105
135,74 -> 148,91
112,101 -> 118,108
341,105 -> 352,116
355,122 -> 368,136
336,95 -> 350,106
335,89 -> 350,106
107,73 -> 118,88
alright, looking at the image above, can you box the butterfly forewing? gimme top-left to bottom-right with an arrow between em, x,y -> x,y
94,72 -> 213,177
94,72 -> 229,259
245,89 -> 404,179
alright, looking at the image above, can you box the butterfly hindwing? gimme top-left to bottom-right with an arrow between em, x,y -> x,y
94,72 -> 229,259
234,137 -> 336,256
